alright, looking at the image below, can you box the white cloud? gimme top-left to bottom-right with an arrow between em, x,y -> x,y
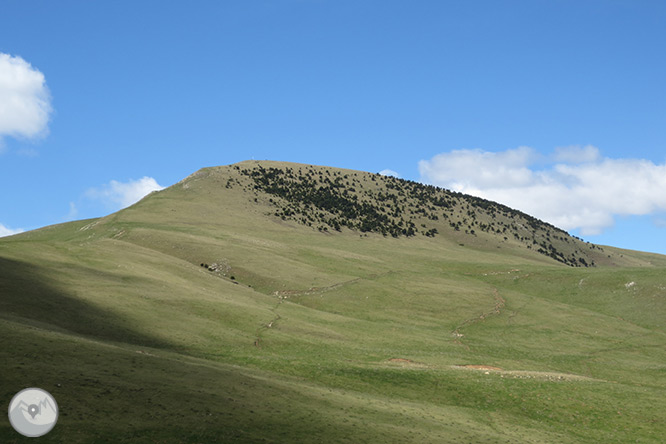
0,223 -> 24,237
0,53 -> 52,146
418,146 -> 536,191
86,177 -> 165,210
419,146 -> 666,236
378,169 -> 401,178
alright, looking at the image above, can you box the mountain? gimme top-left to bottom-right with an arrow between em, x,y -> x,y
1,160 -> 665,443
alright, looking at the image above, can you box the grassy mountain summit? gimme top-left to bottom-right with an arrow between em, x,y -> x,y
112,160 -> 649,267
1,160 -> 665,443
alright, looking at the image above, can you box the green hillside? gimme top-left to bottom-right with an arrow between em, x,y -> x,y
2,160 -> 665,443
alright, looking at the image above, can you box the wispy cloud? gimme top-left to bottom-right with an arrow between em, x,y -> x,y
0,223 -> 24,237
419,146 -> 666,236
0,53 -> 52,148
66,202 -> 78,221
17,147 -> 39,158
378,169 -> 401,178
653,216 -> 666,228
86,177 -> 165,210
553,145 -> 601,164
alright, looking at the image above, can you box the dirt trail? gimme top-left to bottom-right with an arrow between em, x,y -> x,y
451,287 -> 505,345
458,364 -> 503,370
271,271 -> 395,299
452,365 -> 600,381
271,277 -> 362,299
385,358 -> 430,369
254,275 -> 372,346
253,299 -> 282,348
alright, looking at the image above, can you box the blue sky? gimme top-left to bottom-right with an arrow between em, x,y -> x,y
1,0 -> 666,254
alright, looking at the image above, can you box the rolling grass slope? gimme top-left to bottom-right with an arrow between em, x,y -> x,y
1,161 -> 665,443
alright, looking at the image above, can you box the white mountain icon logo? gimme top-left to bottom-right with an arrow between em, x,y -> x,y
8,388 -> 59,437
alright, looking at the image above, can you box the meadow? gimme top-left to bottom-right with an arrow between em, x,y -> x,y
2,161 -> 664,443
